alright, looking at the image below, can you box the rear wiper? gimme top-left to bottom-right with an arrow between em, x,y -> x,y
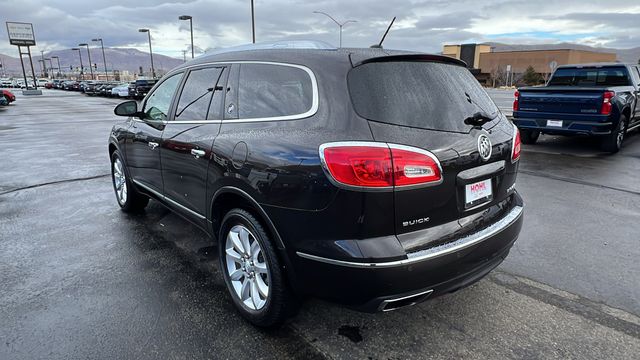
464,91 -> 498,127
464,111 -> 496,127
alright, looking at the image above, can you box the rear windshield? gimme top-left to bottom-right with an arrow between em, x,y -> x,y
548,67 -> 631,87
348,61 -> 498,132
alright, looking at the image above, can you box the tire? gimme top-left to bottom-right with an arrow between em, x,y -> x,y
219,208 -> 293,327
110,151 -> 149,212
600,115 -> 627,153
520,129 -> 540,145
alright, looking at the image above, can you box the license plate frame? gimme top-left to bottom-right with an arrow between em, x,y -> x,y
547,120 -> 563,127
465,178 -> 493,209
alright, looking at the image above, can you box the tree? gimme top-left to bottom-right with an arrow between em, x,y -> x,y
522,66 -> 543,86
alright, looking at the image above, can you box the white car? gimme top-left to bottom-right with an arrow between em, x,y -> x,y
111,83 -> 131,98
0,78 -> 12,88
37,79 -> 49,87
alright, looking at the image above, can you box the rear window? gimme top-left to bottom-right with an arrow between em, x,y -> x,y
348,61 -> 498,132
548,67 -> 631,87
237,64 -> 313,119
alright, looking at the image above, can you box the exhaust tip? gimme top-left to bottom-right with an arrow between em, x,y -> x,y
379,289 -> 434,312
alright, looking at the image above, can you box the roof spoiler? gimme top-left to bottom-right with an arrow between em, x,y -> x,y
353,54 -> 467,68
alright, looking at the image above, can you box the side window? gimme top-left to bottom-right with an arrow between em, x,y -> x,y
143,73 -> 182,121
237,64 -> 313,119
175,67 -> 225,120
635,67 -> 640,85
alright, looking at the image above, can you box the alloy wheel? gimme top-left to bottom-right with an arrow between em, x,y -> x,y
112,158 -> 128,205
225,224 -> 270,310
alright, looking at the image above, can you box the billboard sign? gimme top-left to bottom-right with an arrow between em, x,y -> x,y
6,22 -> 36,46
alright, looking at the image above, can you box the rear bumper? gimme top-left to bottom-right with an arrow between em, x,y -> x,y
292,193 -> 524,312
513,117 -> 613,135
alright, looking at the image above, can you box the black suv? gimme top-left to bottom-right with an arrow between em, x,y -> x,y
109,41 -> 524,327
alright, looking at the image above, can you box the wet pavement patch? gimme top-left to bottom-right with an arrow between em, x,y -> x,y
338,325 -> 363,343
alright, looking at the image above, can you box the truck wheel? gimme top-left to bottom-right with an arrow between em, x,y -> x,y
601,115 -> 627,153
520,130 -> 540,145
219,208 -> 294,327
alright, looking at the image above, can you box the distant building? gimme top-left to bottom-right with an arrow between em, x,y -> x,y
442,44 -> 618,86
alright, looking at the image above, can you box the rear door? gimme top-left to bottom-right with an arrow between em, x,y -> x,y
348,59 -> 518,251
160,65 -> 228,226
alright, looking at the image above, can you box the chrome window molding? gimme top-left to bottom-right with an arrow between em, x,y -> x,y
296,204 -> 523,268
132,179 -> 206,220
318,141 -> 444,192
150,61 -> 319,125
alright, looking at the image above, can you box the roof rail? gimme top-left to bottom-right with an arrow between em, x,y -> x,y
204,40 -> 336,56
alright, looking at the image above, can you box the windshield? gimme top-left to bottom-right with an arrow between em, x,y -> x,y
348,61 -> 499,133
548,67 -> 630,87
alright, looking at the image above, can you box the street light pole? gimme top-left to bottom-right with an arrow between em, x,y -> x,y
51,56 -> 62,78
312,11 -> 357,48
138,29 -> 156,78
40,50 -> 48,78
251,0 -> 255,43
92,38 -> 109,81
71,48 -> 84,80
46,58 -> 54,79
79,43 -> 94,80
178,15 -> 194,59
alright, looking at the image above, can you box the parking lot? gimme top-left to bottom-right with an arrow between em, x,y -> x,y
1,90 -> 639,359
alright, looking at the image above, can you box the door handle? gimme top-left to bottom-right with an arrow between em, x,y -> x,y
148,142 -> 159,150
191,149 -> 206,159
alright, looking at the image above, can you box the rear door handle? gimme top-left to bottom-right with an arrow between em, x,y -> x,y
191,149 -> 206,158
148,142 -> 159,150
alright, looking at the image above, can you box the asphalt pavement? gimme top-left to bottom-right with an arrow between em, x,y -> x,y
1,89 -> 639,359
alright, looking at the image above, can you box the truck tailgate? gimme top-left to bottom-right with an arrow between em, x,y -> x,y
518,87 -> 605,115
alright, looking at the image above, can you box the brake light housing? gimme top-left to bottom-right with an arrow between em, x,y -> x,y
511,126 -> 521,162
320,142 -> 442,190
513,90 -> 520,112
601,91 -> 615,115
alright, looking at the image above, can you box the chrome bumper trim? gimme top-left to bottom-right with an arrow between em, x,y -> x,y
296,205 -> 523,269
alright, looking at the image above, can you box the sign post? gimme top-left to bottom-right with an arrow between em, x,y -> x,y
6,21 -> 41,95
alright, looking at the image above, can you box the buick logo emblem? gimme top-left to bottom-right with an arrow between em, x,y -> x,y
477,134 -> 492,161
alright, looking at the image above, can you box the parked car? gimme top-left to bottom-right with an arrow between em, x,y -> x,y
2,89 -> 16,104
513,63 -> 640,153
111,83 -> 131,98
0,78 -> 13,88
129,79 -> 157,99
0,97 -> 7,106
108,42 -> 524,327
84,82 -> 106,96
37,78 -> 49,87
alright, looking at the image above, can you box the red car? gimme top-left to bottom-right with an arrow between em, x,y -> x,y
2,89 -> 16,104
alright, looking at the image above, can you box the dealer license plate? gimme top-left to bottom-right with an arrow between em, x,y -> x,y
465,179 -> 493,208
547,120 -> 563,127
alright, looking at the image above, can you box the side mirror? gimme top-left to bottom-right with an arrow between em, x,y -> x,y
114,100 -> 140,117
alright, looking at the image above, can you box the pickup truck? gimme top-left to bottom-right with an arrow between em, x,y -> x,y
513,63 -> 640,153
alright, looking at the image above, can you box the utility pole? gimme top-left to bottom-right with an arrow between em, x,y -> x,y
72,48 -> 84,80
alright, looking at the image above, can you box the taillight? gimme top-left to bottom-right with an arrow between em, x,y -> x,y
320,142 -> 442,189
390,145 -> 442,186
321,144 -> 393,187
513,90 -> 520,112
601,91 -> 614,115
511,127 -> 521,162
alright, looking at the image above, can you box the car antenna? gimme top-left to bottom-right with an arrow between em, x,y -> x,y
370,16 -> 396,49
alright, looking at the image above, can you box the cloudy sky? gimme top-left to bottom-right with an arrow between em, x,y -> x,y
1,0 -> 639,58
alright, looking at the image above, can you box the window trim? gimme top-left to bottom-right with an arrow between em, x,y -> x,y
159,61 -> 319,124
